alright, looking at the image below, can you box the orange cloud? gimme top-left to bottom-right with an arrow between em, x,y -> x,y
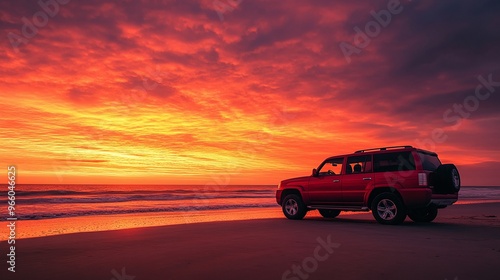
1,0 -> 499,185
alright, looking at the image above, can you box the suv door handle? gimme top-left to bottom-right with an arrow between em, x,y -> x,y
333,180 -> 340,183
363,177 -> 372,180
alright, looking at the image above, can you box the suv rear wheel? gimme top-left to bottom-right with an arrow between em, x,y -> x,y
371,193 -> 407,225
408,207 -> 438,223
282,194 -> 307,220
318,209 -> 341,218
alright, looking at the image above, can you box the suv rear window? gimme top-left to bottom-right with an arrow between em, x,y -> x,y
417,152 -> 441,171
373,152 -> 415,172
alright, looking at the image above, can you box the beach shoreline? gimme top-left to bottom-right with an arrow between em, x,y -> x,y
3,199 -> 500,241
1,202 -> 500,279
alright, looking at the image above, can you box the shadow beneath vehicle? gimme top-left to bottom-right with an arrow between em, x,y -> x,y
296,211 -> 500,232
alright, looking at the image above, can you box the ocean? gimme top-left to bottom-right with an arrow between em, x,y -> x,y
1,184 -> 278,221
1,185 -> 500,221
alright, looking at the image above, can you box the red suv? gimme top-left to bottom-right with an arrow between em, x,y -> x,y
276,146 -> 460,225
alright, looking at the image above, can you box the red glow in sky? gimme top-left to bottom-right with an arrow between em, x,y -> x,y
1,0 -> 499,185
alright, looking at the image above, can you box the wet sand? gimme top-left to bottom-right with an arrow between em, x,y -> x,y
1,203 -> 500,280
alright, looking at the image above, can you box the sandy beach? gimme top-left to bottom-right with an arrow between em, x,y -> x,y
2,202 -> 500,280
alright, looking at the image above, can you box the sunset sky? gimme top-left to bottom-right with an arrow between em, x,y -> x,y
1,0 -> 499,186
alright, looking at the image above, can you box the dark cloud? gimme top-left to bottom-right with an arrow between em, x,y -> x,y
2,0 -> 500,184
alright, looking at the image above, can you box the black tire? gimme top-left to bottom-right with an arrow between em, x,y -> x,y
432,164 -> 460,193
318,209 -> 341,218
371,193 -> 407,225
408,207 -> 438,223
281,194 -> 307,220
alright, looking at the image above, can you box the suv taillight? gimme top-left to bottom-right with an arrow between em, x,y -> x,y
418,173 -> 428,186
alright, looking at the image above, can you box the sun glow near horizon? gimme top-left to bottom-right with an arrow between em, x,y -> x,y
2,89 -> 497,185
1,0 -> 500,186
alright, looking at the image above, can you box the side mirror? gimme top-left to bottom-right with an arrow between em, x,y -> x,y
312,168 -> 317,177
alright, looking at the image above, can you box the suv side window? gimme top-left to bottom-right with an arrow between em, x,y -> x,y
318,158 -> 344,176
373,152 -> 415,172
346,155 -> 372,174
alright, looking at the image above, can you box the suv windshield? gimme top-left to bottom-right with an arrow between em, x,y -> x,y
418,152 -> 441,171
318,158 -> 344,175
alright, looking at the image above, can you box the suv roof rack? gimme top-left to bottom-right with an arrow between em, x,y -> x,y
354,145 -> 413,153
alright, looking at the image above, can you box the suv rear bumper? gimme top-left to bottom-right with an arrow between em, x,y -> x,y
399,188 -> 458,208
428,193 -> 458,208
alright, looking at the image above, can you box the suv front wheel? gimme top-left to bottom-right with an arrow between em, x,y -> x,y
282,194 -> 307,220
371,193 -> 407,225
